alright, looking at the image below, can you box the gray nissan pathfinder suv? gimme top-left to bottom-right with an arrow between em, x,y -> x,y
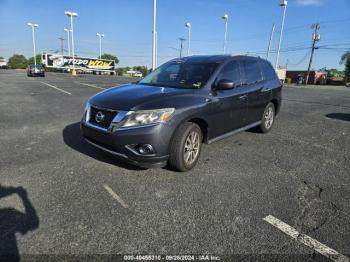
81,55 -> 282,171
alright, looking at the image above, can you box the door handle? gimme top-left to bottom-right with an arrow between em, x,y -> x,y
261,87 -> 272,92
239,95 -> 247,100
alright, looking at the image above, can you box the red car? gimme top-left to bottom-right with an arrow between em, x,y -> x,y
26,64 -> 45,77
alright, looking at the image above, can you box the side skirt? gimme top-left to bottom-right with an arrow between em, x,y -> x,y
207,121 -> 261,144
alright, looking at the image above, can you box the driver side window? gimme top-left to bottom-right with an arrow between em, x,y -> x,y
217,61 -> 242,87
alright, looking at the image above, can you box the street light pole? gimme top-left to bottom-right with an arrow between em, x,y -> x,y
65,11 -> 78,76
266,23 -> 275,59
96,33 -> 104,58
185,22 -> 191,56
155,31 -> 158,67
222,14 -> 229,54
27,23 -> 39,67
152,0 -> 157,70
58,37 -> 64,56
179,38 -> 186,58
275,0 -> 288,70
64,28 -> 71,56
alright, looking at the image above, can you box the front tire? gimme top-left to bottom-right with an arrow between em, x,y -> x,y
168,122 -> 202,172
259,102 -> 275,133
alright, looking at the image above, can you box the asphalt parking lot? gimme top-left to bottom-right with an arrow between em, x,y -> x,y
0,70 -> 349,261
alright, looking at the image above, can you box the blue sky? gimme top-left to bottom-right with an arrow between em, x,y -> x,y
0,0 -> 349,70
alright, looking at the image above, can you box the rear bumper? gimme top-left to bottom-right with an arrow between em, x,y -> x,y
80,121 -> 173,168
29,72 -> 45,76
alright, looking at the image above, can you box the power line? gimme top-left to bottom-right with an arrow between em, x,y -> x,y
287,51 -> 311,66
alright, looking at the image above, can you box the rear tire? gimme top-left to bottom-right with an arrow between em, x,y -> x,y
259,102 -> 275,133
168,122 -> 202,172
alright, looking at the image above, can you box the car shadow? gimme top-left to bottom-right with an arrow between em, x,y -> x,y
326,113 -> 350,122
62,122 -> 145,171
0,185 -> 39,262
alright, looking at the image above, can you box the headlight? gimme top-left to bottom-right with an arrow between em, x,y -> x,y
121,108 -> 174,128
84,102 -> 90,122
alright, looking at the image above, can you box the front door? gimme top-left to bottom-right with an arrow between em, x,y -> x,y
206,60 -> 248,138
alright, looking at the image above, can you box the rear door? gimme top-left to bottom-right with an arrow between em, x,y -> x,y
241,59 -> 270,124
207,60 -> 248,138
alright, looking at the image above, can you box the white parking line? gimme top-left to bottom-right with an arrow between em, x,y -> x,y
40,82 -> 72,95
103,184 -> 129,208
75,81 -> 105,90
263,215 -> 350,262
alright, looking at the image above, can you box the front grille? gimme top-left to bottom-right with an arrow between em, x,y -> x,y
89,106 -> 118,128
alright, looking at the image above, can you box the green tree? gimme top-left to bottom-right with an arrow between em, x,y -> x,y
115,67 -> 130,76
7,54 -> 28,69
340,51 -> 350,82
133,66 -> 148,76
345,59 -> 350,82
327,68 -> 345,78
0,56 -> 4,59
115,67 -> 124,76
27,54 -> 42,65
100,53 -> 119,64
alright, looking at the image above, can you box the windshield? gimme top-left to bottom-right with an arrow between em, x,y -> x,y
138,61 -> 219,89
30,64 -> 43,68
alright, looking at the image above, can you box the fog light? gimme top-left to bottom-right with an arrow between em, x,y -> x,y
137,144 -> 155,155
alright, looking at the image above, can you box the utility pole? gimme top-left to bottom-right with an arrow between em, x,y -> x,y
266,23 -> 275,59
58,37 -> 64,56
179,38 -> 186,58
305,23 -> 320,85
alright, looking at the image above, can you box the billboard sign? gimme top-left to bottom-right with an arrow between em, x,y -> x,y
44,53 -> 115,72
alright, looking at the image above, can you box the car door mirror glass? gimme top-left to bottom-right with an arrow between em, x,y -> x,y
215,79 -> 235,90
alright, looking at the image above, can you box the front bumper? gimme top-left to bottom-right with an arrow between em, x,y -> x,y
80,121 -> 173,168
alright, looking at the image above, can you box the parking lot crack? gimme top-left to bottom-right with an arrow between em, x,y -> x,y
295,180 -> 339,234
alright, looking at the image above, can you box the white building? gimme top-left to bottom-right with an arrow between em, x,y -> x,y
0,58 -> 7,68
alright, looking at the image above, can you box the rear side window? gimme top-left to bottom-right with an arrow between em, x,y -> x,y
241,59 -> 263,85
260,60 -> 277,81
217,60 -> 241,86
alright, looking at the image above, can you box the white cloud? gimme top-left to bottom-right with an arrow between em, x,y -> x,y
295,0 -> 324,6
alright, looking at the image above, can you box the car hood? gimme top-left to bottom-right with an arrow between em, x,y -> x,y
89,83 -> 195,111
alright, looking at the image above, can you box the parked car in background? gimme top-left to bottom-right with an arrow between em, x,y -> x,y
124,70 -> 143,77
26,64 -> 45,77
81,55 -> 282,171
134,71 -> 143,77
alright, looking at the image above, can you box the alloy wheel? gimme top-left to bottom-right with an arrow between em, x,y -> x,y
264,106 -> 274,129
184,131 -> 200,165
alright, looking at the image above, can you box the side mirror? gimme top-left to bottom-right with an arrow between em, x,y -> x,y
215,79 -> 235,90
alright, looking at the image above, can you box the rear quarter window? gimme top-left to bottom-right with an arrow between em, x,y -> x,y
260,60 -> 277,81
